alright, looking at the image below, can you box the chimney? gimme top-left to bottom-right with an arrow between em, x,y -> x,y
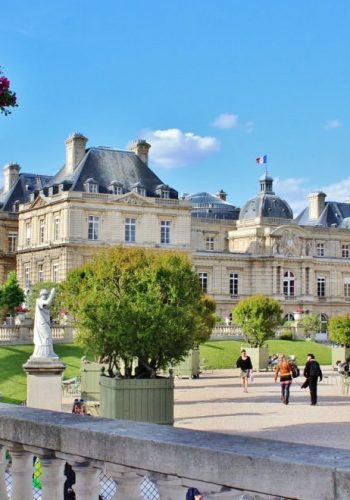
3,163 -> 20,193
128,139 -> 151,165
308,191 -> 326,220
216,189 -> 227,201
65,133 -> 88,174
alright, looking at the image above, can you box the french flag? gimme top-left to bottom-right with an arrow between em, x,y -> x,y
256,155 -> 267,164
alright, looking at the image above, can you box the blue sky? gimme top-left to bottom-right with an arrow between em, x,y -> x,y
1,0 -> 350,215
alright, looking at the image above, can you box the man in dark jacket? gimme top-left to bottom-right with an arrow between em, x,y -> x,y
303,353 -> 322,405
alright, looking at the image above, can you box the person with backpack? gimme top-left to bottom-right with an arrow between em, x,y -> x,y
303,353 -> 323,405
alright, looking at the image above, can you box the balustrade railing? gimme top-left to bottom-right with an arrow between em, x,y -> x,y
0,325 -> 74,344
0,403 -> 348,499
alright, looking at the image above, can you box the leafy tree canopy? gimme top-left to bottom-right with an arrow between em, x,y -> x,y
232,294 -> 282,347
0,272 -> 24,316
328,315 -> 350,347
61,247 -> 216,378
299,313 -> 322,338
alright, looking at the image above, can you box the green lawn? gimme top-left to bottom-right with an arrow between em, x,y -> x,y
0,344 -> 85,404
200,339 -> 332,369
0,339 -> 331,404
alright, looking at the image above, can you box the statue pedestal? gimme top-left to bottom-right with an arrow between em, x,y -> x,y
23,357 -> 66,411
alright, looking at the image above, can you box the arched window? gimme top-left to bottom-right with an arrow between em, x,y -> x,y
283,271 -> 295,296
319,313 -> 328,333
283,313 -> 294,322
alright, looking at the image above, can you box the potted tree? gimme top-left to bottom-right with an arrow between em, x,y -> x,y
232,295 -> 282,371
61,247 -> 216,424
328,315 -> 350,367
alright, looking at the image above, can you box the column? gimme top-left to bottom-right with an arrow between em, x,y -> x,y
116,471 -> 142,499
0,446 -> 8,499
72,462 -> 101,499
10,449 -> 33,500
40,456 -> 65,500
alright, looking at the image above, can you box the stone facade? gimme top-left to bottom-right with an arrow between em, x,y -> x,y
2,132 -> 350,326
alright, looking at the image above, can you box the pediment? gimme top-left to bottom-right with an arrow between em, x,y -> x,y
29,195 -> 48,209
116,192 -> 154,206
270,225 -> 312,257
270,224 -> 309,238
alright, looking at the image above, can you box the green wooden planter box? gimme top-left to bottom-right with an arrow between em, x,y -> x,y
332,346 -> 350,367
80,360 -> 108,401
170,348 -> 200,378
100,376 -> 174,425
243,346 -> 269,371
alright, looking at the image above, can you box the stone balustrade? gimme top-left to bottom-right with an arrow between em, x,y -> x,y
0,325 -> 74,344
1,403 -> 350,499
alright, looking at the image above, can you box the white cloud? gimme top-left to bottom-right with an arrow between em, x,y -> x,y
324,119 -> 342,130
320,177 -> 350,201
274,176 -> 350,216
212,113 -> 239,129
143,128 -> 221,168
274,176 -> 310,216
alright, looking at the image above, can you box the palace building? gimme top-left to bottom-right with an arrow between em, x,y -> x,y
2,132 -> 350,326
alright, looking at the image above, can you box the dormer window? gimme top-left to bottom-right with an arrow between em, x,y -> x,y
109,180 -> 123,195
13,200 -> 20,213
132,182 -> 146,196
84,178 -> 99,193
156,184 -> 171,199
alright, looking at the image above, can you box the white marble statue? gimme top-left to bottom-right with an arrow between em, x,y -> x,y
32,288 -> 58,358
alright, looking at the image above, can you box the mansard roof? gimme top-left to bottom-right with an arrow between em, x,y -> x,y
296,201 -> 350,228
0,173 -> 53,212
48,147 -> 178,199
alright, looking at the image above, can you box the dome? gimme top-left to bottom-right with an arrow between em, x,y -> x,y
185,192 -> 239,220
239,173 -> 293,221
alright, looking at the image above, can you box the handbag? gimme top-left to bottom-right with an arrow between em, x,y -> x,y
301,378 -> 309,389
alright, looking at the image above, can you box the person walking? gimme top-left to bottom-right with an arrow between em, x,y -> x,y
274,354 -> 293,404
236,349 -> 253,393
303,353 -> 322,405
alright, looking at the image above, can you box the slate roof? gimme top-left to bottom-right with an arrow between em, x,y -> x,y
47,147 -> 178,198
185,192 -> 240,220
295,201 -> 350,228
0,173 -> 53,212
239,172 -> 293,221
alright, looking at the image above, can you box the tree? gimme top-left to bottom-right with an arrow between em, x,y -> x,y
61,247 -> 216,378
0,68 -> 17,115
0,272 -> 24,317
27,281 -> 62,321
299,313 -> 322,339
328,315 -> 350,347
232,295 -> 282,347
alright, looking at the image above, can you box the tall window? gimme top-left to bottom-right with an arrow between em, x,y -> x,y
283,271 -> 295,296
39,219 -> 45,244
24,265 -> 30,289
88,216 -> 99,240
160,220 -> 171,244
25,223 -> 31,247
316,243 -> 325,257
276,266 -> 281,294
54,216 -> 60,241
198,272 -> 208,293
8,232 -> 17,253
229,273 -> 239,296
125,218 -> 136,243
317,277 -> 326,297
342,245 -> 349,258
52,262 -> 59,282
344,278 -> 350,298
206,237 -> 214,251
37,264 -> 44,282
